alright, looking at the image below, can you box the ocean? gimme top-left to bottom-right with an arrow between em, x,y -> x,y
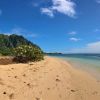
48,54 -> 100,80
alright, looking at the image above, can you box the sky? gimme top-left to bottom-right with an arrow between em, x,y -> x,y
0,0 -> 100,53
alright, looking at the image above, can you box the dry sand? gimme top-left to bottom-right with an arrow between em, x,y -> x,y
0,56 -> 100,100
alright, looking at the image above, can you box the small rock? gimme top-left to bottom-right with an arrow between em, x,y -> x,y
3,92 -> 6,94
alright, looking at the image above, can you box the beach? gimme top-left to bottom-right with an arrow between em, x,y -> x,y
0,56 -> 100,100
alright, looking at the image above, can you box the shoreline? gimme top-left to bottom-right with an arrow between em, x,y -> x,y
0,56 -> 100,100
50,55 -> 100,80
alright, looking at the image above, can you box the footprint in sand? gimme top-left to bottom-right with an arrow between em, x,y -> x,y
23,74 -> 26,77
92,91 -> 98,95
0,78 -> 5,85
24,82 -> 26,83
11,68 -> 14,70
33,70 -> 36,72
56,78 -> 61,82
47,88 -> 50,90
56,75 -> 59,77
33,68 -> 38,72
0,81 -> 5,85
3,92 -> 14,99
27,83 -> 33,88
7,85 -> 15,89
59,94 -> 62,98
71,89 -> 76,92
35,97 -> 41,100
14,76 -> 17,78
9,93 -> 14,99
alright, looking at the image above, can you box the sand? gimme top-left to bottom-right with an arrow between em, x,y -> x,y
0,56 -> 100,100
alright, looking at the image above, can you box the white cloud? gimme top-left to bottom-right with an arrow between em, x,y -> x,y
41,8 -> 54,17
69,41 -> 100,53
69,37 -> 80,42
68,31 -> 77,35
0,9 -> 2,16
96,0 -> 100,3
41,0 -> 76,18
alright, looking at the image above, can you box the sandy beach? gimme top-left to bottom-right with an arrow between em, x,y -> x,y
0,56 -> 100,100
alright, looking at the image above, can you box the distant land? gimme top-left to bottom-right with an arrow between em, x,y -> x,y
45,52 -> 63,55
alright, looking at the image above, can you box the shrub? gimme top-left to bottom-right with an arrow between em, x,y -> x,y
0,47 -> 13,56
13,45 -> 44,63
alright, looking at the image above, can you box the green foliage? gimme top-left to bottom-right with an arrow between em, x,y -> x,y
0,34 -> 44,63
0,34 -> 42,56
0,47 -> 13,56
13,45 -> 44,63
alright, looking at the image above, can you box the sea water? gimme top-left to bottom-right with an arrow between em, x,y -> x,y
48,54 -> 100,80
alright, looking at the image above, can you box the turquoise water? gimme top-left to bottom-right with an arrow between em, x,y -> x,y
48,54 -> 100,80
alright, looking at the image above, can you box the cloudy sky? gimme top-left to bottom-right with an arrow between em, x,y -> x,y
0,0 -> 100,53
